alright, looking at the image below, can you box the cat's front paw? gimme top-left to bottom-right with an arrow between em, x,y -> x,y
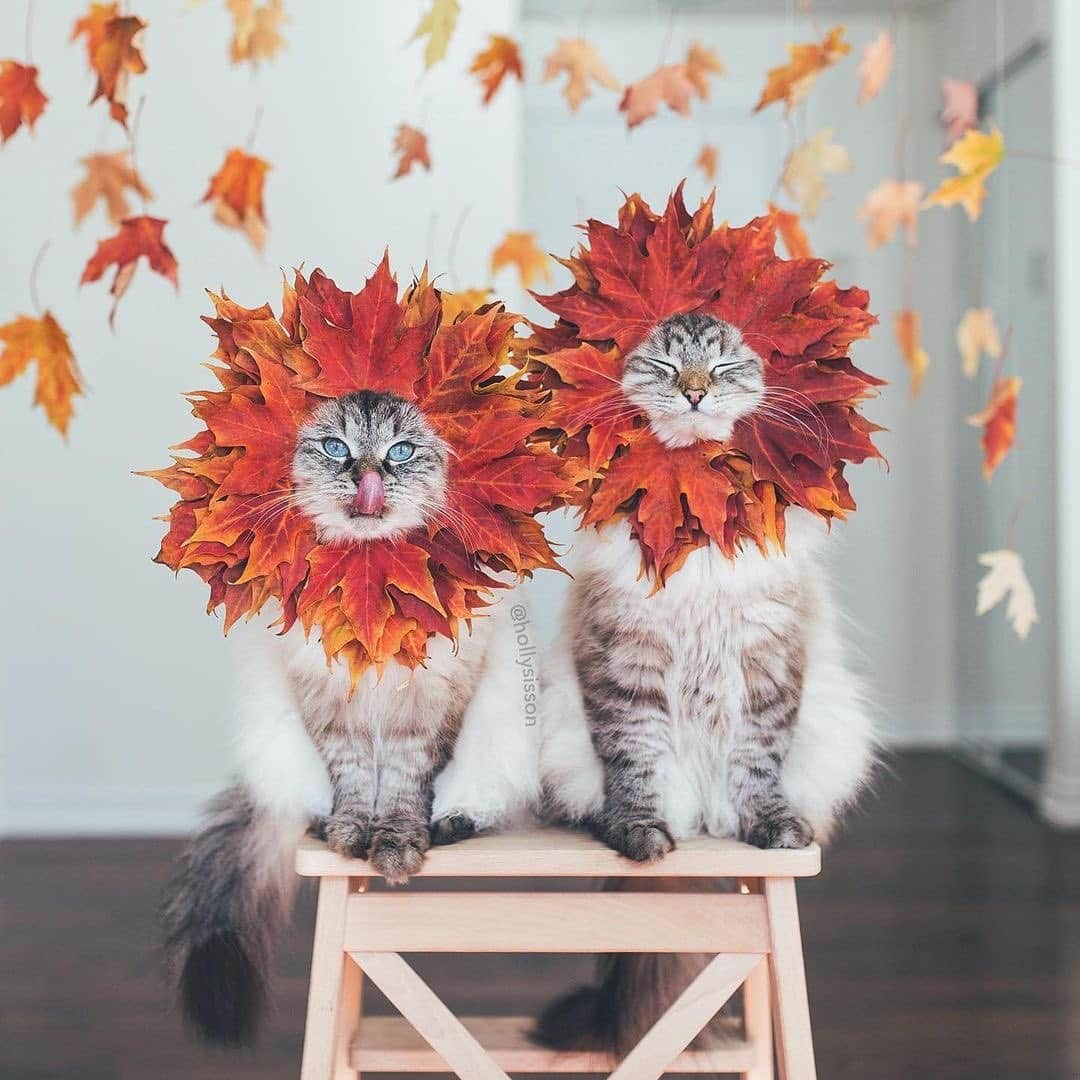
605,818 -> 676,862
744,812 -> 813,850
430,812 -> 477,846
323,812 -> 372,859
370,818 -> 430,885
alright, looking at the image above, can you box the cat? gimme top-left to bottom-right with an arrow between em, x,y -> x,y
163,389 -> 541,1046
535,312 -> 876,1057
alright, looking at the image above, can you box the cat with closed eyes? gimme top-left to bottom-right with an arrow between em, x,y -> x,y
536,312 -> 876,1057
164,389 -> 540,1046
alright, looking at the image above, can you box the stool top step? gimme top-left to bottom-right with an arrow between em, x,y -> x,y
295,826 -> 821,878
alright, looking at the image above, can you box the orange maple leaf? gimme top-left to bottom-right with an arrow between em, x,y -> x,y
227,0 -> 285,67
941,77 -> 978,144
767,202 -> 813,258
858,179 -> 924,250
620,43 -> 720,129
696,144 -> 719,181
857,30 -> 893,105
71,6 -> 147,127
491,231 -> 551,288
72,150 -> 152,226
0,311 -> 83,436
756,25 -> 850,113
441,288 -> 491,323
968,375 -> 1020,479
146,257 -> 572,682
542,36 -> 620,112
80,215 -> 179,326
469,34 -> 524,105
0,61 -> 48,143
684,42 -> 724,99
202,147 -> 270,252
528,189 -> 883,581
894,308 -> 929,396
391,124 -> 431,179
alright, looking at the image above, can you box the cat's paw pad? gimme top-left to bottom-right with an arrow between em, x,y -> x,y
745,813 -> 813,850
370,823 -> 429,885
323,813 -> 372,859
430,812 -> 477,846
608,819 -> 676,862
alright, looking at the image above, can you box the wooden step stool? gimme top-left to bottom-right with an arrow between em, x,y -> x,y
295,827 -> 821,1079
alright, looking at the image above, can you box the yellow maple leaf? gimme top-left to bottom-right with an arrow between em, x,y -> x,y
441,288 -> 490,323
491,231 -> 551,288
684,42 -> 724,99
956,307 -> 1002,378
542,37 -> 621,112
227,0 -> 285,68
0,311 -> 84,436
894,308 -> 929,397
781,129 -> 851,218
924,126 -> 1005,222
411,0 -> 460,69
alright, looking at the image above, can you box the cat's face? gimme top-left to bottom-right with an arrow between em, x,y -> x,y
292,390 -> 449,544
621,313 -> 765,448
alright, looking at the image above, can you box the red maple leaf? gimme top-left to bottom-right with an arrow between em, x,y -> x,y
146,256 -> 571,682
0,60 -> 48,143
529,185 -> 884,581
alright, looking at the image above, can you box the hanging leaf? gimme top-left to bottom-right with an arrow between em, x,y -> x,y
857,30 -> 893,105
542,37 -> 620,112
0,312 -> 83,436
976,549 -> 1037,639
202,148 -> 270,252
755,25 -> 850,113
924,126 -> 1005,222
619,63 -> 694,128
491,231 -> 551,288
956,307 -> 1002,378
696,143 -> 719,181
71,7 -> 147,127
391,124 -> 431,179
80,215 -> 179,326
967,375 -> 1020,478
894,308 -> 929,396
71,151 -> 152,226
781,129 -> 851,218
941,77 -> 978,145
411,0 -> 460,70
858,179 -> 923,250
469,34 -> 524,105
767,202 -> 813,258
0,60 -> 48,143
684,42 -> 724,99
227,0 -> 286,67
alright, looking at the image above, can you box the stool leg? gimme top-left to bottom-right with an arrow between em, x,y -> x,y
740,877 -> 774,1080
301,877 -> 366,1080
764,877 -> 816,1080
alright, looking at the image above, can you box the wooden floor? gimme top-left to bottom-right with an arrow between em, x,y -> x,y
3,752 -> 1079,1079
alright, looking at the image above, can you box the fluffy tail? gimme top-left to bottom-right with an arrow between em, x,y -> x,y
162,782 -> 306,1046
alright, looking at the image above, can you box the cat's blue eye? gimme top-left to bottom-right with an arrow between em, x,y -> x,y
386,440 -> 415,463
321,437 -> 351,460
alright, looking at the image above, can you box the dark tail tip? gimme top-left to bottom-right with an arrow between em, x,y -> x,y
179,931 -> 264,1047
531,985 -> 609,1053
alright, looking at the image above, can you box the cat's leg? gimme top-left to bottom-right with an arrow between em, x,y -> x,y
729,640 -> 814,849
320,726 -> 378,860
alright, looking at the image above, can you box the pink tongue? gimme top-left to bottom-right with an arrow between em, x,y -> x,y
351,470 -> 385,516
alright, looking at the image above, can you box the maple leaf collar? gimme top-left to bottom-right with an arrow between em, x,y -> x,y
148,255 -> 569,684
530,184 -> 885,583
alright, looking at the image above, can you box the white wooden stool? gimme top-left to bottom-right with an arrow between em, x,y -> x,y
295,828 -> 821,1079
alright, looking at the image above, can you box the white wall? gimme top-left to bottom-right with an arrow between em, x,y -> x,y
0,0 -> 521,833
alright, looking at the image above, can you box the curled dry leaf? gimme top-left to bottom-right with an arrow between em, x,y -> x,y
755,25 -> 850,113
696,143 -> 719,181
441,288 -> 491,323
391,124 -> 431,179
227,0 -> 285,67
0,60 -> 48,143
528,188 -> 883,582
80,215 -> 179,326
894,308 -> 929,397
411,0 -> 460,70
684,43 -> 724,99
767,202 -> 813,258
202,148 -> 270,252
857,30 -> 893,105
858,179 -> 924,250
145,258 -> 572,682
967,375 -> 1020,479
924,126 -> 1005,222
0,312 -> 83,437
942,77 -> 978,145
542,36 -> 621,112
976,549 -> 1037,640
71,151 -> 152,226
71,5 -> 147,127
781,129 -> 851,219
469,34 -> 524,105
491,231 -> 551,288
956,307 -> 1002,378
620,43 -> 721,129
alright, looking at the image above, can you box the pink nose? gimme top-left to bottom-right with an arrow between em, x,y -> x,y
684,388 -> 706,406
350,470 -> 385,516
